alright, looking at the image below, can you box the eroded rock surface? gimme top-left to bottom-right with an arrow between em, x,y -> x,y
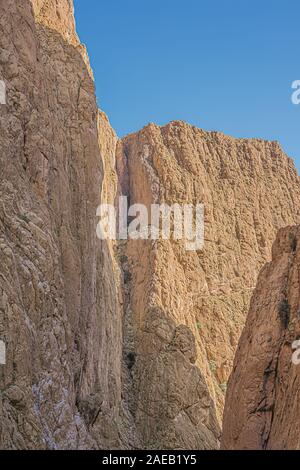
1,0 -> 300,451
117,122 -> 300,444
0,0 -> 125,449
222,226 -> 300,450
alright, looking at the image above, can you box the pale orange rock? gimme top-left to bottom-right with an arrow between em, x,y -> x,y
0,0 -> 125,449
116,121 -> 300,447
222,225 -> 300,450
1,0 -> 300,451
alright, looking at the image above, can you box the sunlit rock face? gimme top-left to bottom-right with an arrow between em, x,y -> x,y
1,0 -> 300,450
117,121 -> 300,441
222,226 -> 300,450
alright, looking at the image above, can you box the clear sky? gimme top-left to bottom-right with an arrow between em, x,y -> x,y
74,0 -> 300,171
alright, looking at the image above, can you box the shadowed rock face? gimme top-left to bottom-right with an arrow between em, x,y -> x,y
222,226 -> 300,450
1,0 -> 300,451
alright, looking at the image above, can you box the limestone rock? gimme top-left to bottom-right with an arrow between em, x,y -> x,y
117,121 -> 300,445
0,0 -> 124,449
222,225 -> 300,450
2,0 -> 300,451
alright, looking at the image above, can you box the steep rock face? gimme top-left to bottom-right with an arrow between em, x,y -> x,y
117,122 -> 300,446
31,0 -> 78,43
222,226 -> 300,450
0,0 -> 125,449
2,0 -> 300,451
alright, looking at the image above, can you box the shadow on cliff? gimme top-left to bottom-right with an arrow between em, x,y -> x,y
129,305 -> 221,449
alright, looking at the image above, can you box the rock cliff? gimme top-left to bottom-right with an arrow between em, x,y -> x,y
1,0 -> 300,450
117,123 -> 300,447
222,225 -> 300,450
0,0 -> 125,449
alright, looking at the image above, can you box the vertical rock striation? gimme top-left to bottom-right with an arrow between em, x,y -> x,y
0,0 -> 125,449
116,122 -> 300,447
1,0 -> 300,450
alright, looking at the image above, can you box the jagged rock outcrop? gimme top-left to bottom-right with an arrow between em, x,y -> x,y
222,225 -> 300,450
117,122 -> 300,446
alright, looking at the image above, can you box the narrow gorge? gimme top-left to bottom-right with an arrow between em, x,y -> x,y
0,0 -> 300,450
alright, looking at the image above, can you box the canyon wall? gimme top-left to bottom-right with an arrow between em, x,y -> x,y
117,122 -> 300,444
1,0 -> 300,450
222,225 -> 300,450
0,0 -> 126,449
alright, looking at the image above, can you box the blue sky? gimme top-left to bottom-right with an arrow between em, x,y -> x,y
74,0 -> 300,171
